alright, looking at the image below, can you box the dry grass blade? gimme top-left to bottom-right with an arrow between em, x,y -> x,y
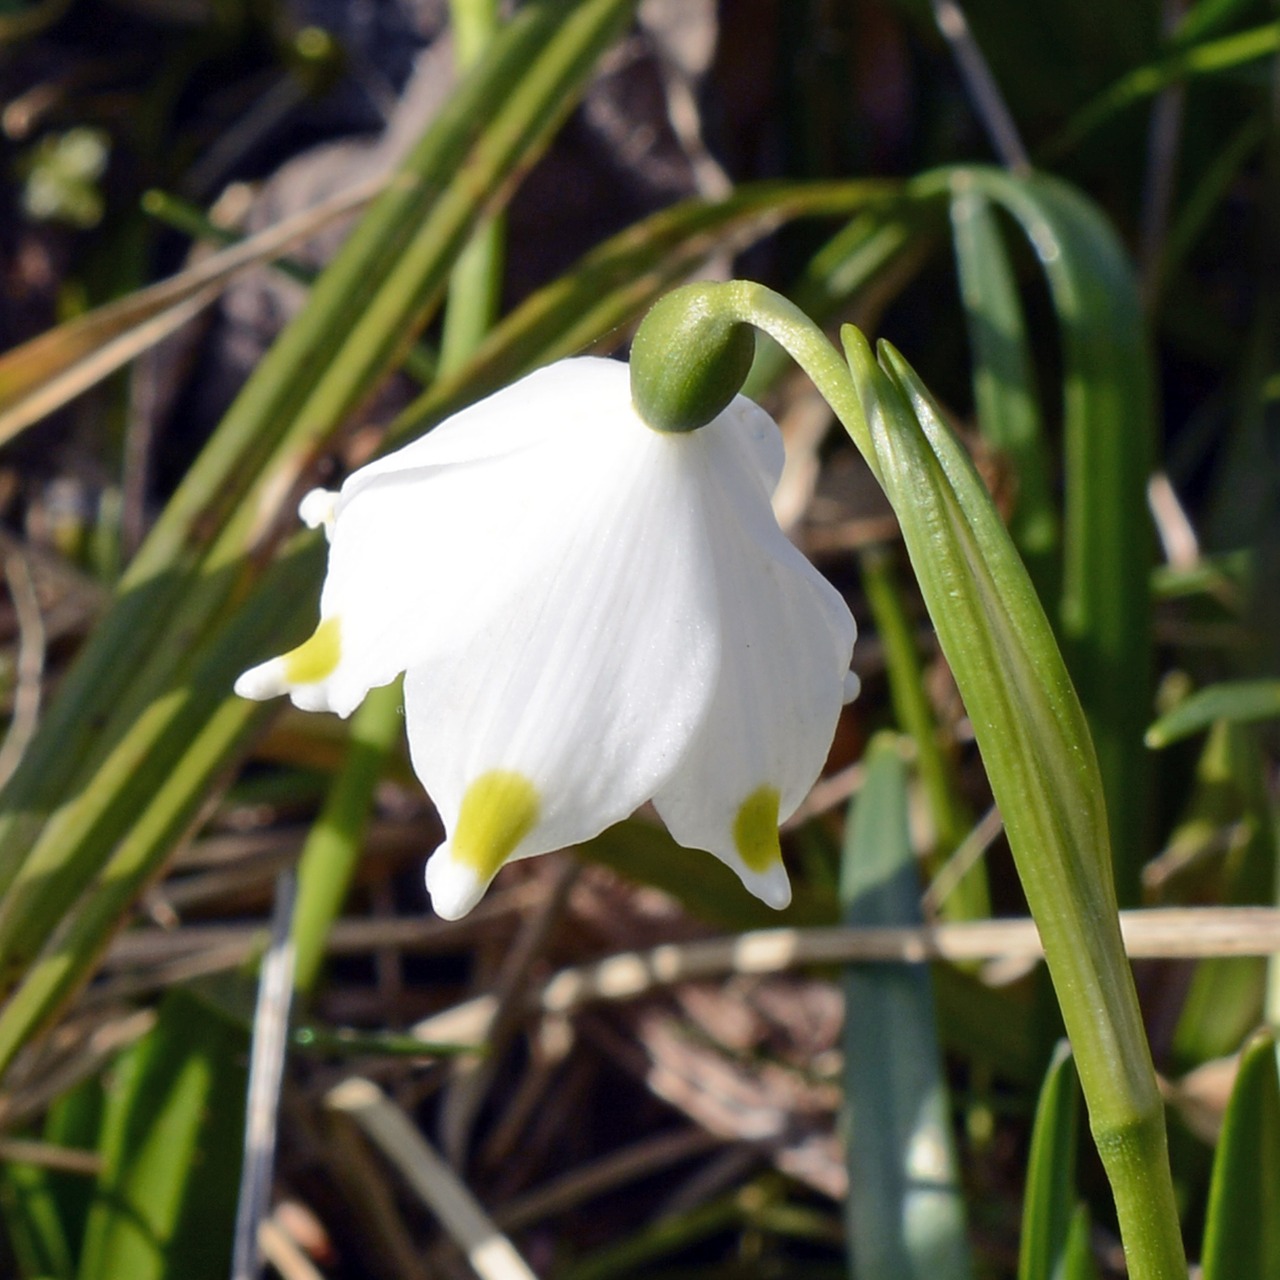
536,907 -> 1280,1013
232,872 -> 298,1280
0,1136 -> 101,1174
258,1216 -> 326,1280
407,906 -> 1280,1050
326,1077 -> 537,1280
0,173 -> 387,446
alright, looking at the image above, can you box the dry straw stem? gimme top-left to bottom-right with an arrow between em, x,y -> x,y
411,907 -> 1280,1045
327,1078 -> 537,1280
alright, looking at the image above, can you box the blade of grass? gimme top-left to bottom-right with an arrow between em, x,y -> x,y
1018,1041 -> 1082,1280
0,1155 -> 75,1280
841,735 -> 972,1280
0,176 -> 386,447
949,183 -> 1058,601
1167,724 -> 1275,1070
290,0 -> 510,1000
1200,1030 -> 1280,1279
1146,678 -> 1280,747
1043,22 -> 1280,159
76,990 -> 246,1280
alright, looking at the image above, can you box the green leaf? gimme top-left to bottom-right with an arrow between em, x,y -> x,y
935,167 -> 1155,908
76,990 -> 246,1280
1201,1031 -> 1280,1280
860,548 -> 986,919
1146,679 -> 1280,747
1167,724 -> 1275,1070
844,331 -> 1183,1278
1061,1204 -> 1103,1280
0,1157 -> 74,1279
0,180 -> 383,448
1046,22 -> 1280,158
949,183 -> 1058,601
841,735 -> 972,1280
1019,1041 -> 1081,1280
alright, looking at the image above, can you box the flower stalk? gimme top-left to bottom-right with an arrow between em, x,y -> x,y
630,282 -> 1186,1279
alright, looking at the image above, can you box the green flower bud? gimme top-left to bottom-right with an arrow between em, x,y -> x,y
630,283 -> 756,433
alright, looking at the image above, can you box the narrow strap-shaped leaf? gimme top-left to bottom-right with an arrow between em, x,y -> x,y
1019,1041 -> 1081,1280
1167,723 -> 1274,1069
1146,678 -> 1280,747
0,1156 -> 74,1279
845,331 -> 1183,1279
76,991 -> 246,1280
1200,1030 -> 1280,1279
0,537 -> 323,1071
1045,22 -> 1280,158
841,736 -> 972,1280
0,176 -> 384,447
1060,1205 -> 1102,1280
950,182 -> 1058,602
929,166 -> 1155,907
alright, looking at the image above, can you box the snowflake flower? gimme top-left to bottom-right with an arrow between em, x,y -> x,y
236,357 -> 856,919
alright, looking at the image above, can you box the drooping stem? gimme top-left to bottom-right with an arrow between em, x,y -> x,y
631,280 -> 1186,1279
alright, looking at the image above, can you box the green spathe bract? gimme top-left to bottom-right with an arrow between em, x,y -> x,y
630,283 -> 757,433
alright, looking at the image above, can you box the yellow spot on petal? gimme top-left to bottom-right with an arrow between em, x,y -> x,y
281,616 -> 341,685
733,785 -> 782,873
452,771 -> 540,883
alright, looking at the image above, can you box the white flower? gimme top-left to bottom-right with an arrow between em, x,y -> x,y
236,357 -> 857,919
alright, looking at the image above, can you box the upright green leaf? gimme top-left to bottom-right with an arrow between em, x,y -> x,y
77,991 -> 246,1280
1167,724 -> 1274,1070
0,1157 -> 74,1279
950,183 -> 1058,602
841,735 -> 972,1280
1200,1031 -> 1280,1279
930,167 -> 1155,907
1019,1041 -> 1082,1280
844,330 -> 1183,1279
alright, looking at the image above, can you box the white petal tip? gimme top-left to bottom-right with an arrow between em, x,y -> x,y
298,488 -> 339,535
746,866 -> 792,911
843,670 -> 861,704
425,847 -> 486,921
234,658 -> 287,702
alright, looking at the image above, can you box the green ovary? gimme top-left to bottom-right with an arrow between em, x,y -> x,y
282,616 -> 341,684
452,771 -> 541,882
733,785 -> 782,872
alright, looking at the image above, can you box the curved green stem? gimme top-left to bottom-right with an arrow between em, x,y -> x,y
635,280 -> 1185,1279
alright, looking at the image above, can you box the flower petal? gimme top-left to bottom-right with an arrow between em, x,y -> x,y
238,360 -> 652,718
391,365 -> 729,919
651,405 -> 856,909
